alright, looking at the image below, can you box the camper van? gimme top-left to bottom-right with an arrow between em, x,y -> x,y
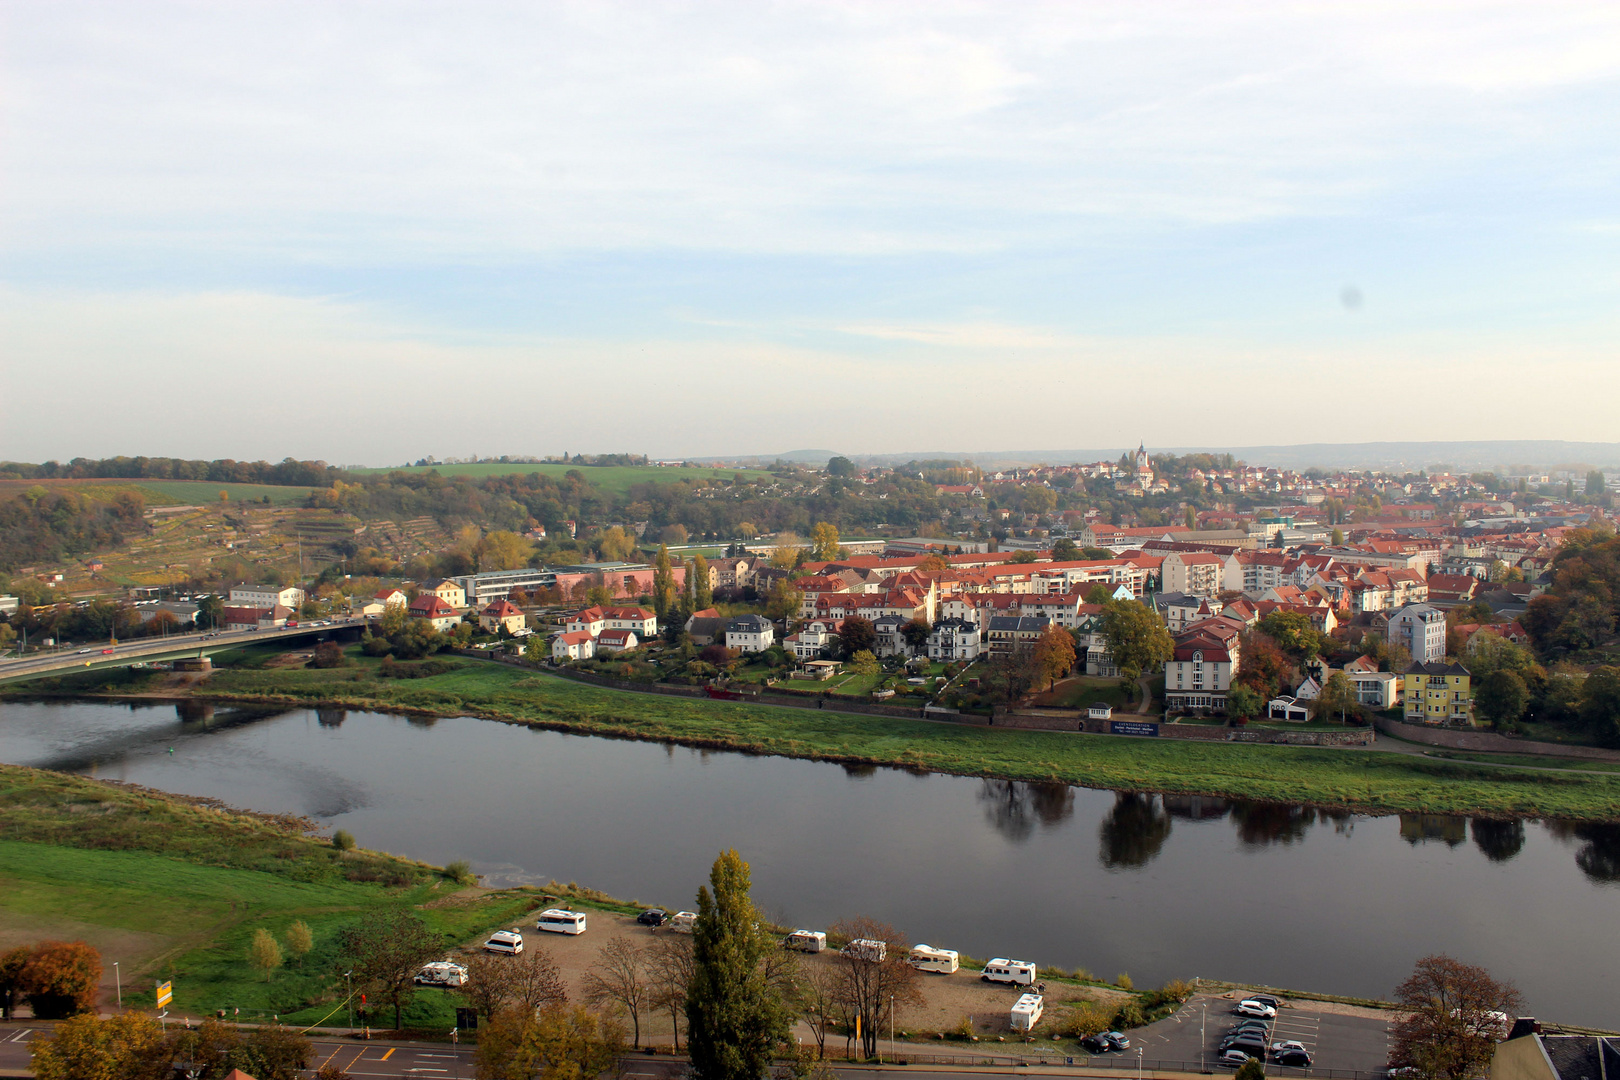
536,909 -> 588,935
842,938 -> 888,963
981,958 -> 1037,986
1010,994 -> 1044,1032
482,930 -> 524,955
670,911 -> 699,934
785,930 -> 827,953
908,945 -> 959,974
414,961 -> 468,987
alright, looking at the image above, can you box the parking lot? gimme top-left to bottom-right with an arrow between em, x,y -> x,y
1087,994 -> 1394,1077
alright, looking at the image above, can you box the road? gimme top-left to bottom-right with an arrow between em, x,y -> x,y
0,618 -> 361,682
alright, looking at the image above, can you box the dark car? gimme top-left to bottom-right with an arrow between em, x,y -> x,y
636,909 -> 667,926
1082,1033 -> 1131,1053
1222,1038 -> 1268,1057
1247,994 -> 1284,1009
1274,1051 -> 1313,1068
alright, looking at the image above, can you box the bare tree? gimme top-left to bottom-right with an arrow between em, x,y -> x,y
647,933 -> 694,1050
798,962 -> 850,1059
583,936 -> 652,1048
827,917 -> 923,1060
463,948 -> 567,1022
339,911 -> 443,1030
1390,955 -> 1524,1080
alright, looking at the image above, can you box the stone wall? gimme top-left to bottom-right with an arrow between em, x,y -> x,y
1374,716 -> 1620,761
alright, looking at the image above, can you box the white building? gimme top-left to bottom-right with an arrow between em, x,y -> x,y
229,585 -> 304,610
725,614 -> 775,653
1387,603 -> 1447,664
927,618 -> 981,661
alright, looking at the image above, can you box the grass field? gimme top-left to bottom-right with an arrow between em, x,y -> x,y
1031,677 -> 1132,711
348,462 -> 774,495
150,649 -> 1620,820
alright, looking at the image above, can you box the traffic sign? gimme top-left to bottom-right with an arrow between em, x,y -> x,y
155,981 -> 172,1008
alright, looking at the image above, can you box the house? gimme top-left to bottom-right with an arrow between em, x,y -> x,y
552,629 -> 596,661
1426,573 -> 1482,606
872,613 -> 913,658
1267,696 -> 1311,722
372,588 -> 408,608
794,659 -> 842,680
709,557 -> 755,589
1388,603 -> 1448,664
222,605 -> 291,631
229,584 -> 305,610
478,600 -> 527,636
566,606 -> 606,636
1293,676 -> 1321,701
1087,703 -> 1114,721
1490,1021 -> 1620,1080
595,628 -> 640,653
725,614 -> 775,653
927,618 -> 982,661
984,616 -> 1049,657
603,607 -> 658,637
408,594 -> 462,632
1155,592 -> 1222,633
1163,623 -> 1241,714
1347,670 -> 1399,709
424,579 -> 468,609
1403,661 -> 1474,725
783,619 -> 838,660
685,615 -> 727,645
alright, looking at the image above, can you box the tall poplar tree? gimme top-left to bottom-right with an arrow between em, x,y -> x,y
652,545 -> 676,620
686,850 -> 791,1080
692,554 -> 714,610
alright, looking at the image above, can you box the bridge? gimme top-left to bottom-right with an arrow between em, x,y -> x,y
0,619 -> 363,684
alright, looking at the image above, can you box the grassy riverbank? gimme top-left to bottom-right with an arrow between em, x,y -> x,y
124,650 -> 1620,819
0,763 -> 561,1028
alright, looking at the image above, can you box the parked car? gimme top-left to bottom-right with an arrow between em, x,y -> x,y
1248,994 -> 1284,1009
1220,1050 -> 1259,1067
1274,1050 -> 1313,1068
1231,1020 -> 1270,1033
1081,1034 -> 1130,1054
636,909 -> 667,926
482,929 -> 523,955
1270,1041 -> 1308,1055
1234,1000 -> 1277,1019
1222,1036 -> 1269,1055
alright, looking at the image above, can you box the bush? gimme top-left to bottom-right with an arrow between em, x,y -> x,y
332,829 -> 356,852
444,860 -> 476,886
1062,1003 -> 1114,1039
1115,972 -> 1133,991
20,941 -> 102,1018
1234,1058 -> 1266,1080
1110,1001 -> 1146,1030
309,641 -> 347,668
377,659 -> 460,680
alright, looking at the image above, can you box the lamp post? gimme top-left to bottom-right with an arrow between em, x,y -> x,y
1137,1045 -> 1144,1080
890,994 -> 895,1065
114,962 -> 121,1009
345,971 -> 353,1031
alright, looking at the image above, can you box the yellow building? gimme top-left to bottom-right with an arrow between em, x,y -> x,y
1403,661 -> 1474,725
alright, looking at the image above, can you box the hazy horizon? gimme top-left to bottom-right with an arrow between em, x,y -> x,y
4,2 -> 1619,462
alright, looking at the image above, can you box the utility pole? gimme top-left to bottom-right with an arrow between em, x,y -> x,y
114,962 -> 121,1008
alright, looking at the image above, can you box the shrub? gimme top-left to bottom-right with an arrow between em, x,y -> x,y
1115,972 -> 1133,991
948,1014 -> 975,1040
1110,1001 -> 1146,1030
309,642 -> 347,668
249,928 -> 284,979
445,860 -> 477,886
332,829 -> 356,852
21,941 -> 102,1018
1234,1058 -> 1266,1080
1062,1003 -> 1114,1039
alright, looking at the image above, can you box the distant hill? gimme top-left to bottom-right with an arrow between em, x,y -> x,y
754,441 -> 1620,473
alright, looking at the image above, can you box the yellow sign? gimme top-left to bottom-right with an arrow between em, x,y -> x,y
156,981 -> 172,1008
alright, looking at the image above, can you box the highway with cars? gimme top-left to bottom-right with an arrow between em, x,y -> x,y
0,618 -> 358,682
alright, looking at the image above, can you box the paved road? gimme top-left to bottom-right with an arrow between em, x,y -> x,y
0,619 -> 360,682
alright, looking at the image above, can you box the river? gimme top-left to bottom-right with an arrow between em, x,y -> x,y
2,699 -> 1617,1027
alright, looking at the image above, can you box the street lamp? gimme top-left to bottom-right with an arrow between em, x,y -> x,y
890,993 -> 895,1065
345,971 -> 353,1031
114,962 -> 121,1009
1137,1045 -> 1144,1080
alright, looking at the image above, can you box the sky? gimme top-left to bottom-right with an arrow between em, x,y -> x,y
2,1 -> 1619,465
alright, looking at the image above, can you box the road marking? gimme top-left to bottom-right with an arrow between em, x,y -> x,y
8,1030 -> 33,1043
380,1047 -> 395,1060
345,1047 -> 369,1071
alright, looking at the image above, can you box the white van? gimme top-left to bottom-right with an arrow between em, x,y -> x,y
785,930 -> 827,953
483,929 -> 524,955
842,939 -> 888,963
981,958 -> 1037,985
670,911 -> 698,934
908,945 -> 959,974
1010,994 -> 1044,1032
536,909 -> 588,935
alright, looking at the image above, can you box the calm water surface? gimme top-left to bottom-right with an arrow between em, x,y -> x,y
2,699 -> 1617,1027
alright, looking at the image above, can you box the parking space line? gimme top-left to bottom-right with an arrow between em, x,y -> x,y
380,1047 -> 395,1060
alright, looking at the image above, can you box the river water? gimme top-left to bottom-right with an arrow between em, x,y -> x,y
2,699 -> 1617,1027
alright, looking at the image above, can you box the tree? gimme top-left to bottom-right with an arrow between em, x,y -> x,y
250,927 -> 285,979
838,616 -> 876,659
479,530 -> 534,571
474,1003 -> 625,1080
1008,550 -> 1039,564
1312,671 -> 1359,724
1226,684 -> 1263,721
21,940 -> 102,1018
827,456 -> 855,477
340,911 -> 443,1029
1580,666 -> 1620,746
848,650 -> 879,677
827,917 -> 924,1060
1331,527 -> 1345,545
692,554 -> 714,611
1390,955 -> 1523,1080
29,1011 -> 165,1080
525,634 -> 547,663
285,920 -> 314,966
647,933 -> 694,1050
310,641 -> 345,669
652,545 -> 677,620
764,578 -> 804,622
1099,601 -> 1173,680
0,947 -> 29,1020
661,523 -> 690,546
1050,538 -> 1080,561
196,593 -> 224,631
900,617 -> 931,656
797,962 -> 845,1059
583,937 -> 652,1048
1258,609 -> 1322,659
1588,469 -> 1607,498
810,522 -> 841,562
1233,1058 -> 1266,1080
465,946 -> 570,1021
1475,670 -> 1530,731
1033,623 -> 1077,688
686,850 -> 793,1080
1235,632 -> 1293,699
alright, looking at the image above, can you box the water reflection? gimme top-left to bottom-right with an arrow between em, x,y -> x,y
978,780 -> 1076,843
1470,819 -> 1525,863
316,708 -> 347,728
1400,814 -> 1468,847
1164,795 -> 1231,820
1099,793 -> 1172,868
1231,803 -> 1315,847
1547,821 -> 1620,883
175,700 -> 215,724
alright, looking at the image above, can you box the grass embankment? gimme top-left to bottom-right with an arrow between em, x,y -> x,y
0,764 -> 595,1028
168,650 -> 1620,820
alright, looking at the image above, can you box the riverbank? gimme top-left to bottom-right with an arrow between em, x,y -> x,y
16,649 -> 1620,819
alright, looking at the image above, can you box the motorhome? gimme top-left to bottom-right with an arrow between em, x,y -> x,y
785,930 -> 827,953
670,911 -> 698,934
842,939 -> 888,963
1010,994 -> 1044,1032
981,958 -> 1037,985
414,962 -> 468,987
908,945 -> 959,974
536,909 -> 588,935
482,930 -> 524,955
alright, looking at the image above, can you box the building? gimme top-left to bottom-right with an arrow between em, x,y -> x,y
984,616 -> 1048,657
408,594 -> 462,632
552,630 -> 595,661
725,614 -> 775,653
872,613 -> 913,658
454,568 -> 555,608
602,607 -> 658,637
222,604 -> 291,631
1491,1022 -> 1620,1080
478,600 -> 527,636
423,579 -> 468,610
372,588 -> 408,609
927,618 -> 981,661
565,607 -> 607,636
1160,551 -> 1226,598
1163,623 -> 1241,714
1346,670 -> 1399,710
1403,661 -> 1474,725
1388,603 -> 1448,664
783,619 -> 838,660
0,596 -> 17,616
595,628 -> 640,653
228,585 -> 304,610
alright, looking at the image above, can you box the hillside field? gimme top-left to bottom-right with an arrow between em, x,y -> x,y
0,477 -> 314,507
350,461 -> 775,495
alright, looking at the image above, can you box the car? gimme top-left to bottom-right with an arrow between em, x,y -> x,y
1247,994 -> 1284,1009
1222,1034 -> 1269,1051
1102,1032 -> 1131,1051
1234,1000 -> 1277,1019
1220,1050 -> 1259,1067
1081,1032 -> 1130,1053
636,909 -> 667,926
1274,1051 -> 1313,1068
1224,1041 -> 1268,1059
1270,1041 -> 1308,1055
1231,1020 -> 1270,1032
